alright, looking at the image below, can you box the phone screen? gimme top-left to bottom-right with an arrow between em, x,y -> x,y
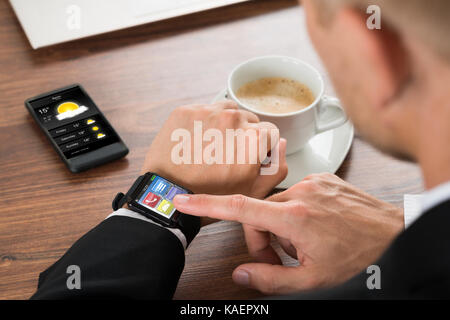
28,86 -> 120,159
135,174 -> 189,219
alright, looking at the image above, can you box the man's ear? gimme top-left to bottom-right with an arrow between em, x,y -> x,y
334,7 -> 410,109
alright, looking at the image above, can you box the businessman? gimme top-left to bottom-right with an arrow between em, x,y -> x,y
32,0 -> 450,299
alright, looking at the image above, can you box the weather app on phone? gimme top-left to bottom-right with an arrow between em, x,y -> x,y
28,86 -> 119,159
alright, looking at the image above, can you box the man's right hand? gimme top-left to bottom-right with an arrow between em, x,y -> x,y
174,173 -> 404,295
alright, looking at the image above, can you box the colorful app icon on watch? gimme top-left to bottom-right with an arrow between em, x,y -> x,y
143,192 -> 161,208
150,177 -> 170,196
166,186 -> 185,201
157,200 -> 174,216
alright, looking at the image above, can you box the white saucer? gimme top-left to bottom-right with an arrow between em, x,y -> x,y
212,89 -> 354,189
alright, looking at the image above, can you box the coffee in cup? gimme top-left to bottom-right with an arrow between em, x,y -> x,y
228,56 -> 348,154
235,77 -> 315,115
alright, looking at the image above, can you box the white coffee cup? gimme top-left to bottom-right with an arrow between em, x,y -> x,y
227,55 -> 348,155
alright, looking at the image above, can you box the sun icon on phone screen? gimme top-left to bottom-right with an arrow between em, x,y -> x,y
56,101 -> 88,120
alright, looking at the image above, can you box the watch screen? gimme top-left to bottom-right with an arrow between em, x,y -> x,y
28,86 -> 120,159
136,174 -> 188,219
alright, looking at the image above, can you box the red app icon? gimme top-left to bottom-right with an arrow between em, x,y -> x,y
143,192 -> 160,208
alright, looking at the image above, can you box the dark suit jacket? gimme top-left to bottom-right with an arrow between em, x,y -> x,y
31,200 -> 450,299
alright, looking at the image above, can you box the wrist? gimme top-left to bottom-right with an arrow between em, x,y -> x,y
117,172 -> 201,246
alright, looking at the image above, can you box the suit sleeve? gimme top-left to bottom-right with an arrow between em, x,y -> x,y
31,216 -> 186,299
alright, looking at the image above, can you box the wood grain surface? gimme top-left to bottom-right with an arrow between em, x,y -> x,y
0,0 -> 423,300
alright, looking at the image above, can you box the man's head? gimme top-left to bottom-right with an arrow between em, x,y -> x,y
301,0 -> 450,178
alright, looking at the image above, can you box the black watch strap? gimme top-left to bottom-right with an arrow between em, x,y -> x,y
112,192 -> 127,211
112,174 -> 146,210
176,212 -> 201,246
112,174 -> 200,246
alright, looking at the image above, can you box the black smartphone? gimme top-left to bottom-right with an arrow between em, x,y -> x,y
25,84 -> 129,173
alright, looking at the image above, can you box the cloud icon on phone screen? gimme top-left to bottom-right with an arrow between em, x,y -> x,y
56,101 -> 88,120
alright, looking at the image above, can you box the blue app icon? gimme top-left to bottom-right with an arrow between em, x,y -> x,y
166,186 -> 186,201
150,177 -> 170,196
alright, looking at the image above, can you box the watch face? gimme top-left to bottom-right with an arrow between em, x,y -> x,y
135,174 -> 188,219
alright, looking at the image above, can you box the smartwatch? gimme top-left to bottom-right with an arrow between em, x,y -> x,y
112,172 -> 200,245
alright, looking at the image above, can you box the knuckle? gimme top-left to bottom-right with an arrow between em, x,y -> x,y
222,100 -> 239,109
322,172 -> 335,178
291,179 -> 317,193
250,112 -> 260,122
229,194 -> 248,215
301,180 -> 318,191
172,105 -> 192,117
285,201 -> 304,216
284,201 -> 310,224
193,194 -> 207,207
198,108 -> 212,119
303,173 -> 320,181
317,172 -> 335,182
222,109 -> 242,122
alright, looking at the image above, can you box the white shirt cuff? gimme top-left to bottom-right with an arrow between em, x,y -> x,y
106,208 -> 187,250
403,194 -> 423,229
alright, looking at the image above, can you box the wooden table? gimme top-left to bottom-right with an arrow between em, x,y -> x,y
0,0 -> 424,300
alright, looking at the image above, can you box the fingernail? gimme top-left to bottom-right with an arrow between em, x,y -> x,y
174,194 -> 190,204
233,269 -> 250,286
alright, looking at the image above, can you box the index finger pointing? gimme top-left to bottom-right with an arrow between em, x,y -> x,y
173,194 -> 290,236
